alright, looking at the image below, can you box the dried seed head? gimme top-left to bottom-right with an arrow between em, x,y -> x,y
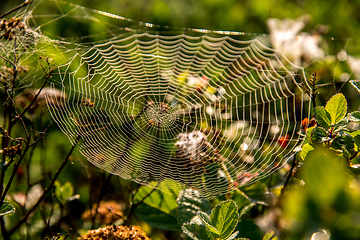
79,225 -> 150,240
0,17 -> 27,40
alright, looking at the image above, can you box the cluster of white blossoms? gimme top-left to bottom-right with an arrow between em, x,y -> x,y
267,16 -> 325,66
175,131 -> 208,163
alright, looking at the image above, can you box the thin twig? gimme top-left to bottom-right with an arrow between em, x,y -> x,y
0,143 -> 30,203
278,155 -> 297,205
64,229 -> 73,240
0,55 -> 14,66
0,0 -> 34,18
29,122 -> 52,147
0,123 -> 51,203
13,78 -> 49,123
7,135 -> 81,236
18,114 -> 30,142
90,173 -> 112,229
124,182 -> 159,225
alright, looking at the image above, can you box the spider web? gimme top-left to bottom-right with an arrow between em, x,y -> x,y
6,0 -> 311,199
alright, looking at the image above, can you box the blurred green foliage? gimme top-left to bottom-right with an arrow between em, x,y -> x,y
283,147 -> 360,240
1,0 -> 360,43
1,0 -> 360,239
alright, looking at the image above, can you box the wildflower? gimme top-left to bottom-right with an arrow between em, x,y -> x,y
278,135 -> 289,148
267,16 -> 324,66
187,75 -> 208,92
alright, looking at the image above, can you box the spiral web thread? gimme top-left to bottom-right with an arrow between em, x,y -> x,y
16,0 -> 311,199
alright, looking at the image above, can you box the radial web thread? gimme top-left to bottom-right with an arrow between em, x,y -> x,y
43,32 -> 310,199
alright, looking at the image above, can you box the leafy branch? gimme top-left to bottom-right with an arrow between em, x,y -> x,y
297,72 -> 332,110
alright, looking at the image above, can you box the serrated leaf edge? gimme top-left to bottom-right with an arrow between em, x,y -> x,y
198,211 -> 220,236
210,199 -> 239,239
325,93 -> 347,125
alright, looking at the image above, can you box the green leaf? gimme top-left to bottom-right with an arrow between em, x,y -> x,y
177,188 -> 212,227
127,139 -> 151,179
54,181 -> 61,200
314,106 -> 331,129
301,143 -> 314,160
54,181 -> 74,204
134,181 -> 180,231
333,119 -> 349,132
235,219 -> 262,240
61,182 -> 74,200
198,211 -> 219,236
134,204 -> 181,231
349,164 -> 360,175
304,147 -> 347,207
330,132 -> 355,157
354,137 -> 360,152
0,201 -> 15,216
351,129 -> 360,136
310,127 -> 328,143
325,93 -> 347,125
134,182 -> 178,215
347,111 -> 360,123
304,126 -> 315,145
210,200 -> 239,240
182,222 -> 215,240
263,231 -> 279,240
350,80 -> 360,93
227,231 -> 239,240
241,182 -> 275,206
347,130 -> 360,151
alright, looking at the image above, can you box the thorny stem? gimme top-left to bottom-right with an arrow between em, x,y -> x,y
298,73 -> 316,111
298,72 -> 332,113
308,73 -> 318,111
6,135 -> 81,238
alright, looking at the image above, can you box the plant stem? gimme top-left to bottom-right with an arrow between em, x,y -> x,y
0,37 -> 19,191
278,155 -> 297,205
124,182 -> 159,226
13,78 -> 49,123
0,0 -> 34,18
90,173 -> 112,229
6,135 -> 81,237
